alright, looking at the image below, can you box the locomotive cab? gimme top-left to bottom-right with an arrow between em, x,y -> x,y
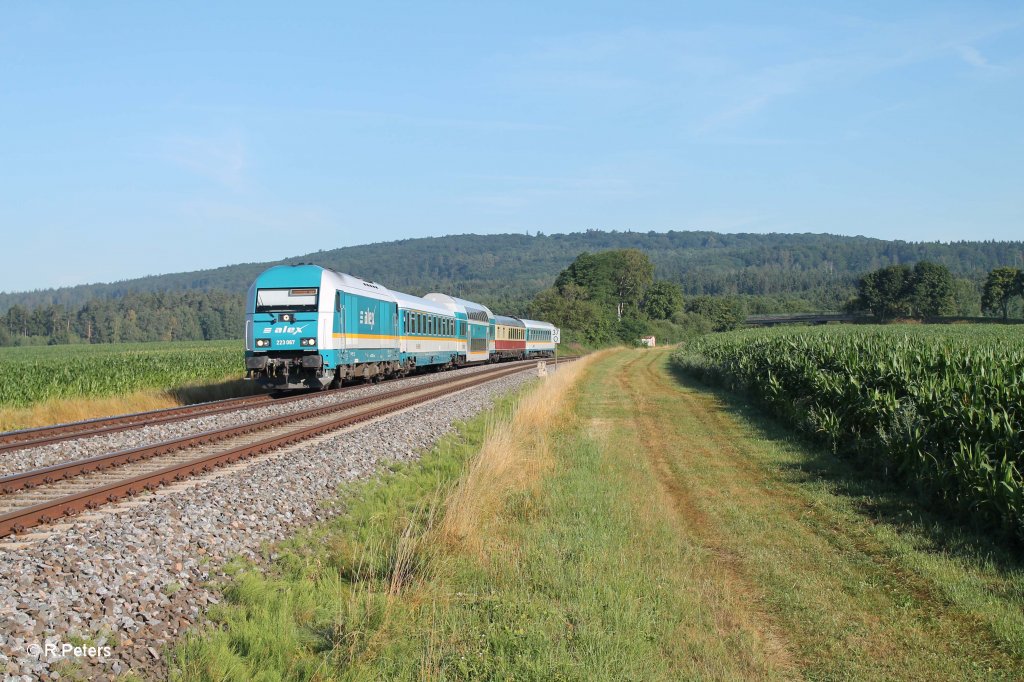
245,264 -> 402,390
244,265 -> 335,390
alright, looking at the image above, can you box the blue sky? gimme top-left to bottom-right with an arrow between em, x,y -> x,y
0,1 -> 1021,292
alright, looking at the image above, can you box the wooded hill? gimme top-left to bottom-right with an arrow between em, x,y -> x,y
5,231 -> 1022,309
1,231 -> 1021,345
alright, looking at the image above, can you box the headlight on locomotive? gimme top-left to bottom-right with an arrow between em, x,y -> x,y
301,337 -> 317,347
255,338 -> 271,348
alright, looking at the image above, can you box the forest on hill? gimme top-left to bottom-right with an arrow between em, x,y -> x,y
1,230 -> 1022,346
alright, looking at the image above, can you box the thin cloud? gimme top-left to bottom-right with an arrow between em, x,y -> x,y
956,45 -> 992,68
165,133 -> 248,191
694,15 -> 1023,134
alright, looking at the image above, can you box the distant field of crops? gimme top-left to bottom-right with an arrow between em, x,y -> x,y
0,340 -> 244,408
672,325 -> 1024,540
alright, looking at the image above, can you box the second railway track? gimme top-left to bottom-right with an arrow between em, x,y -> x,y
0,358 -> 570,537
0,386 -> 328,454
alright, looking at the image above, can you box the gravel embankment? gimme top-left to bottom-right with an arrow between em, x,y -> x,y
0,370 -> 536,681
0,363 -> 518,479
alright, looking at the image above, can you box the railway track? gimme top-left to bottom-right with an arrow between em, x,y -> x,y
0,385 -> 343,454
0,358 -> 569,537
0,358 -> 571,454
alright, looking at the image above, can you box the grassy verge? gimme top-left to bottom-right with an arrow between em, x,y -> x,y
171,349 -> 1024,680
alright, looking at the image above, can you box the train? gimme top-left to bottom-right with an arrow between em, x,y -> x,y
243,264 -> 560,391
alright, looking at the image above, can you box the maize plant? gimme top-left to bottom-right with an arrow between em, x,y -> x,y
672,325 -> 1024,541
0,340 -> 244,408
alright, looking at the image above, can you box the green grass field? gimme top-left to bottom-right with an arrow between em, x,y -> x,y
0,340 -> 244,409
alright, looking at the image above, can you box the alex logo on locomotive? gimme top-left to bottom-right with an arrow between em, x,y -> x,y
260,325 -> 310,335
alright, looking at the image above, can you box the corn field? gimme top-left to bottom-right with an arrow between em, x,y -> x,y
672,325 -> 1024,540
0,340 -> 244,408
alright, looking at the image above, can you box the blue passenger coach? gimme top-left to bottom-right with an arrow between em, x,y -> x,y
392,291 -> 463,371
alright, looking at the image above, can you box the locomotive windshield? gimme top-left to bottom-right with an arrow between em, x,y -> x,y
255,288 -> 319,313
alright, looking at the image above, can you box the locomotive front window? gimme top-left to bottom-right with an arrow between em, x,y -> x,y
256,288 -> 319,313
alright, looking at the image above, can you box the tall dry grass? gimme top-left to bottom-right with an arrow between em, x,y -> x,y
440,355 -> 598,553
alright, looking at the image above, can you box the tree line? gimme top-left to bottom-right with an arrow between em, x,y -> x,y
850,263 -> 1024,321
0,291 -> 244,347
4,230 -> 1021,314
2,248 -> 1022,348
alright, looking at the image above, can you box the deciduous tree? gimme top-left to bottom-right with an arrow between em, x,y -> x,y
982,267 -> 1023,321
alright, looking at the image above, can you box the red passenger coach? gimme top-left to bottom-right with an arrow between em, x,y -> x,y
493,315 -> 527,360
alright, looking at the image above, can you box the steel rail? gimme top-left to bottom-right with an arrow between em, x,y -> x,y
0,358 -> 570,536
0,394 -> 283,453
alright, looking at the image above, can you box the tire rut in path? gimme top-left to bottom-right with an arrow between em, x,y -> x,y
613,350 -> 798,676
